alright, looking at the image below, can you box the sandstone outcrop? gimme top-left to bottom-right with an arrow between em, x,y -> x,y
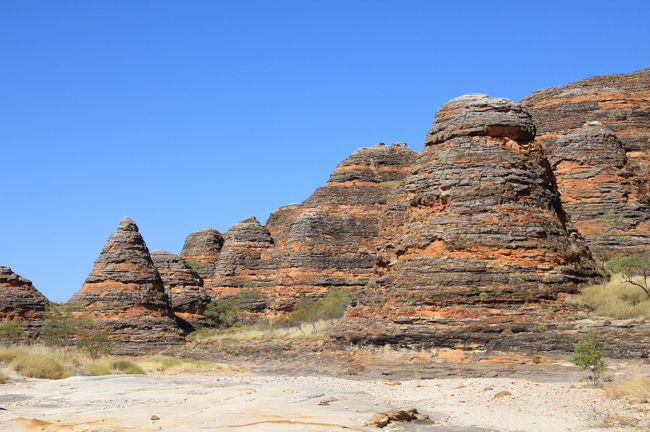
334,94 -> 602,347
265,143 -> 417,306
0,266 -> 48,322
210,217 -> 277,304
151,250 -> 211,328
70,217 -> 180,345
179,228 -> 224,288
522,67 -> 650,257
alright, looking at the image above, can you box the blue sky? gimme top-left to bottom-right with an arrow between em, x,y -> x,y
1,1 -> 649,301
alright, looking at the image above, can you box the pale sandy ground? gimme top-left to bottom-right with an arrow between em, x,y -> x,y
1,371 -> 649,432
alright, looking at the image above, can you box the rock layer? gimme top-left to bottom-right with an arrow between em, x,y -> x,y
70,217 -> 180,345
0,266 -> 48,322
151,250 -> 211,328
335,95 -> 601,347
179,228 -> 224,288
522,67 -> 650,256
210,217 -> 277,302
265,143 -> 417,306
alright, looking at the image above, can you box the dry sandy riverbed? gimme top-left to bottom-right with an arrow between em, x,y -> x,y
1,372 -> 648,432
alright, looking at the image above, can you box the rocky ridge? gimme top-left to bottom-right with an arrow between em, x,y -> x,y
3,67 -> 648,355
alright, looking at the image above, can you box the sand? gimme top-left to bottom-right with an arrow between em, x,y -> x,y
1,371 -> 648,432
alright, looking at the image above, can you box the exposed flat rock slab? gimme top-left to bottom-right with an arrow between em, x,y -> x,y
0,372 -> 643,431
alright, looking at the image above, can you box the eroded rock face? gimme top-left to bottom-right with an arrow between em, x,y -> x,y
151,250 -> 211,328
265,143 -> 417,307
0,266 -> 48,322
179,228 -> 224,288
210,217 -> 277,301
334,95 -> 601,347
522,67 -> 650,256
70,217 -> 180,345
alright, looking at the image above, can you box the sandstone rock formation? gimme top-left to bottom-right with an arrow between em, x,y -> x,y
210,217 -> 277,304
265,143 -> 417,306
334,94 -> 602,347
0,266 -> 48,322
522,67 -> 650,257
70,217 -> 180,345
151,250 -> 211,328
179,228 -> 224,288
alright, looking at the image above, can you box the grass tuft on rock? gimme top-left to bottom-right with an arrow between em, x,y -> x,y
0,370 -> 7,384
10,354 -> 71,379
138,355 -> 241,374
110,359 -> 145,375
606,375 -> 650,403
574,275 -> 650,320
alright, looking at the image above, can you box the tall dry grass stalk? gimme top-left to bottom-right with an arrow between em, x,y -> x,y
573,275 -> 650,320
188,319 -> 335,345
605,375 -> 650,403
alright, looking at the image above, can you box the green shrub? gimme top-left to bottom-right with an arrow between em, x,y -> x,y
110,359 -> 145,374
185,258 -> 203,271
76,328 -> 113,359
40,303 -> 113,357
572,330 -> 607,385
205,287 -> 264,328
10,354 -> 71,379
0,319 -> 26,343
281,288 -> 353,327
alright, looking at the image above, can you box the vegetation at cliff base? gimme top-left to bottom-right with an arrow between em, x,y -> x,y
607,252 -> 650,297
572,330 -> 607,385
40,303 -> 113,358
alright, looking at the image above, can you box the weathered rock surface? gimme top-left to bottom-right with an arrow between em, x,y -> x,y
179,228 -> 224,288
334,95 -> 602,347
0,266 -> 48,322
70,217 -> 180,345
210,217 -> 277,303
151,250 -> 211,328
265,143 -> 417,307
522,67 -> 650,257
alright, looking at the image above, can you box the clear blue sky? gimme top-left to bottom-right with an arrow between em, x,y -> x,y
1,1 -> 648,302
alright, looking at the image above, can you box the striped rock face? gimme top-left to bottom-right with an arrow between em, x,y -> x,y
70,217 -> 180,345
0,266 -> 48,321
333,95 -> 602,348
264,143 -> 417,307
522,67 -> 650,257
209,217 -> 277,302
179,228 -> 224,288
151,250 -> 211,328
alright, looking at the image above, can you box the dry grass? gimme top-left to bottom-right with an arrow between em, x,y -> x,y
188,320 -> 334,345
137,355 -> 242,374
573,275 -> 650,320
606,375 -> 650,403
0,370 -> 7,384
0,345 -> 146,379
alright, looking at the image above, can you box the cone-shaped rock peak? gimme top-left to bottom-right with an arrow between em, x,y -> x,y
0,266 -> 49,322
70,218 -> 179,347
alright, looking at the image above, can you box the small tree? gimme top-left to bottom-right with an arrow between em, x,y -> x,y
572,330 -> 608,385
607,252 -> 650,297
